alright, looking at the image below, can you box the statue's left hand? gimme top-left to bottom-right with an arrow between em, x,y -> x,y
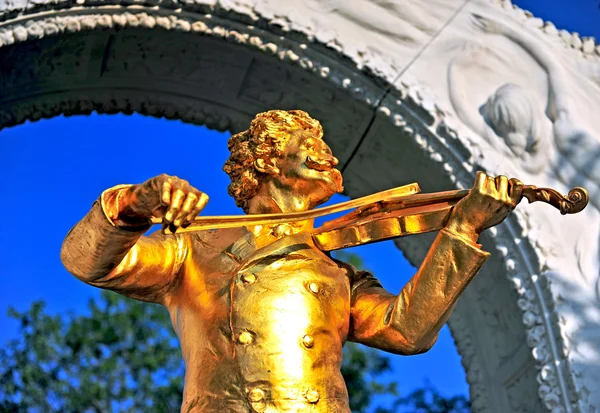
445,171 -> 523,242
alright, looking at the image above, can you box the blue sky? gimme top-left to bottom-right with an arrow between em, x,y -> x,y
1,0 -> 598,405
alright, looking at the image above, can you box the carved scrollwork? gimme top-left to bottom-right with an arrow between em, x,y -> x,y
522,186 -> 589,215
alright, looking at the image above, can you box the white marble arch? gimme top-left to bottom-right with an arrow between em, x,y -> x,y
1,0 -> 598,412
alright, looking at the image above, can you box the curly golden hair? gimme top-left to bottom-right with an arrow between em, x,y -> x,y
223,110 -> 323,212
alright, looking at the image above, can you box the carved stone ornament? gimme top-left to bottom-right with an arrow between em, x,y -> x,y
1,0 -> 599,411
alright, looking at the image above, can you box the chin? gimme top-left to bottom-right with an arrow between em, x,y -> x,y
330,169 -> 344,193
304,167 -> 344,202
320,176 -> 344,200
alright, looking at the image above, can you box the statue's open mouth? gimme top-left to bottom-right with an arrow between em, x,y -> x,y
306,156 -> 334,171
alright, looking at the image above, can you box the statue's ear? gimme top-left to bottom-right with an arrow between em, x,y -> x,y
254,158 -> 280,175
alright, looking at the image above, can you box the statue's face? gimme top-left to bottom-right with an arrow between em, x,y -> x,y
274,129 -> 343,207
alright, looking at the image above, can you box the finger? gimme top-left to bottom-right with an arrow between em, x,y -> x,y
161,181 -> 172,206
474,171 -> 487,192
181,193 -> 209,228
509,178 -> 524,206
486,175 -> 496,195
496,175 -> 509,200
190,193 -> 209,219
165,188 -> 185,223
174,192 -> 198,227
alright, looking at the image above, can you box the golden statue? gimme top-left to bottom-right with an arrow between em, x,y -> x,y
60,110 -> 588,413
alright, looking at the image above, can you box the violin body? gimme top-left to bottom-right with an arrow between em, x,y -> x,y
313,192 -> 464,251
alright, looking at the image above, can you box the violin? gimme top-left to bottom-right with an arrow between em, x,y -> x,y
150,183 -> 589,252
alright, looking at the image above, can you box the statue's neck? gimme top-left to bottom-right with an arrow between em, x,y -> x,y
247,180 -> 312,215
246,182 -> 314,247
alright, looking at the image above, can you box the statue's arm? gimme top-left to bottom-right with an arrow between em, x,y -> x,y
348,229 -> 489,355
447,56 -> 490,138
348,172 -> 520,354
60,185 -> 190,304
506,30 -> 571,120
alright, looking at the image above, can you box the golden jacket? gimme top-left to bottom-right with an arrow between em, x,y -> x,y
60,186 -> 489,413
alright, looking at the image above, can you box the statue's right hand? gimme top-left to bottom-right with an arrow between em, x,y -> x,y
119,174 -> 209,231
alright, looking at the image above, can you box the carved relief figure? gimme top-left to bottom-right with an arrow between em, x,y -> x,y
60,110 -> 528,412
472,14 -> 600,210
302,0 -> 448,44
448,47 -> 550,175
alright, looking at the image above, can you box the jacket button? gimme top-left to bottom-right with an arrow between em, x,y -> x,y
237,331 -> 254,344
241,273 -> 256,284
302,334 -> 314,348
248,388 -> 265,402
305,389 -> 320,403
251,401 -> 266,412
273,224 -> 292,237
248,388 -> 266,412
308,282 -> 320,294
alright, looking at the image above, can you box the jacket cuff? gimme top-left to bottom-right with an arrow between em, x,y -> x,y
437,228 -> 491,275
100,184 -> 152,232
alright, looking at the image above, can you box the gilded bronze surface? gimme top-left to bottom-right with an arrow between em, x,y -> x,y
60,110 -> 587,413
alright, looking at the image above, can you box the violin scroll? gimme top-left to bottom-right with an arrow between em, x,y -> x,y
521,185 -> 589,215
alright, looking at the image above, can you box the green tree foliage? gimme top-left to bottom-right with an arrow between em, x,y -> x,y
0,294 -> 183,412
342,342 -> 398,411
1,252 -> 470,412
392,383 -> 471,413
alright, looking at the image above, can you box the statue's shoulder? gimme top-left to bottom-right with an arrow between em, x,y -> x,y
329,257 -> 381,289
